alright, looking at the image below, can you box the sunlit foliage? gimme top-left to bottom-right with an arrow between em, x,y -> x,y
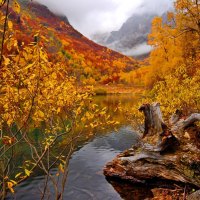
0,1 -> 120,198
128,0 -> 200,129
150,65 -> 200,117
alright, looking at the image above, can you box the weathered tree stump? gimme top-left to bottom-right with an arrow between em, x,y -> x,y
104,102 -> 200,196
138,103 -> 165,138
138,103 -> 180,152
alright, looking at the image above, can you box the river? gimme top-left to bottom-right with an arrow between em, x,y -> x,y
8,94 -> 148,200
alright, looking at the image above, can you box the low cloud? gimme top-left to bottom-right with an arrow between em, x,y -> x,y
137,0 -> 174,15
123,43 -> 153,57
35,0 -> 174,37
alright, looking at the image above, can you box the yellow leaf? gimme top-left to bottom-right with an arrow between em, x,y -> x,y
100,111 -> 106,115
52,72 -> 57,79
0,0 -> 5,5
3,56 -> 10,66
58,164 -> 64,173
56,173 -> 59,176
15,172 -> 22,178
8,21 -> 13,30
38,110 -> 45,118
12,0 -> 20,14
25,169 -> 31,177
7,182 -> 14,193
0,16 -> 5,22
24,62 -> 35,70
10,180 -> 17,185
34,33 -> 39,37
57,107 -> 61,114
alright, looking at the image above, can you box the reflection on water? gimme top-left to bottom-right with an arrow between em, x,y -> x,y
94,94 -> 141,126
64,126 -> 139,200
9,94 -> 143,200
107,180 -> 154,200
94,94 -> 139,113
12,126 -> 139,200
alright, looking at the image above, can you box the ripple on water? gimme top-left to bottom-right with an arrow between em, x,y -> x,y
8,126 -> 139,200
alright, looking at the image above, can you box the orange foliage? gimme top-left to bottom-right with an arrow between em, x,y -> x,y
130,0 -> 200,89
2,1 -> 138,85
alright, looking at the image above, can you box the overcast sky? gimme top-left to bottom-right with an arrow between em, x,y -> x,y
36,0 -> 174,38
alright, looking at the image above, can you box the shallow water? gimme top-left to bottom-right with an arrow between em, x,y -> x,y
8,94 -> 143,200
11,126 -> 139,200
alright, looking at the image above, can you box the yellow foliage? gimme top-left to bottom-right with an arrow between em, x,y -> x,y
7,182 -> 15,193
24,169 -> 31,177
150,66 -> 200,117
0,6 -> 119,196
144,0 -> 200,88
7,20 -> 13,30
12,0 -> 20,14
130,0 -> 200,126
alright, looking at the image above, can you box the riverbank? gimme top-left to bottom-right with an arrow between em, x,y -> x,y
77,84 -> 144,95
103,103 -> 200,199
94,85 -> 143,95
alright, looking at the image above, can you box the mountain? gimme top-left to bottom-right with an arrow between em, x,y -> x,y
93,13 -> 167,59
6,1 -> 138,84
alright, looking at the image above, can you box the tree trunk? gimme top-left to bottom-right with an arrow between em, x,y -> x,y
139,103 -> 165,138
139,103 -> 179,152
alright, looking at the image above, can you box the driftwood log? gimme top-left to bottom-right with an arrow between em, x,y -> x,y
104,103 -> 200,197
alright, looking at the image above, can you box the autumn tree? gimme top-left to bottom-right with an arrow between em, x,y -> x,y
0,1 -> 118,199
132,0 -> 200,118
144,0 -> 199,89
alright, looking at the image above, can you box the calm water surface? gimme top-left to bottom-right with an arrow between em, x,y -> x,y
9,94 -> 143,200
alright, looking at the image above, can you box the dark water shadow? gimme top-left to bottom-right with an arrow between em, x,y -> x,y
106,178 -> 153,200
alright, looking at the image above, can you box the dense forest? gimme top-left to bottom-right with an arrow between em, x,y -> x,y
125,0 -> 200,117
0,0 -> 199,199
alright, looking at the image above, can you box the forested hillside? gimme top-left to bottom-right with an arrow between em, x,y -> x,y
125,0 -> 200,116
1,0 -> 138,85
0,1 -> 129,197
